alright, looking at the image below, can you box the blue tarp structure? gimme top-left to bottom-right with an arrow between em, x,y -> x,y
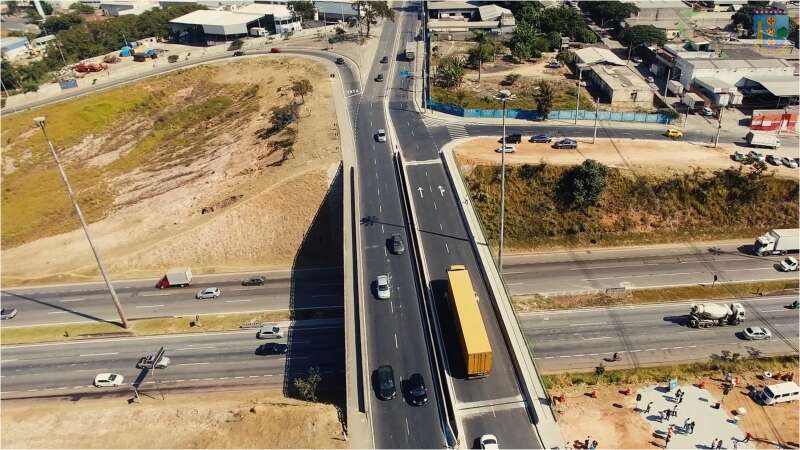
119,47 -> 131,57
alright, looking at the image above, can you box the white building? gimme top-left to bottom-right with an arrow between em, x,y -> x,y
314,0 -> 360,23
100,0 -> 159,16
237,3 -> 301,34
1,37 -> 30,60
572,47 -> 655,108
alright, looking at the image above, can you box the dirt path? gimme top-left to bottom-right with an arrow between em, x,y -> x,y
1,389 -> 348,448
455,137 -> 800,180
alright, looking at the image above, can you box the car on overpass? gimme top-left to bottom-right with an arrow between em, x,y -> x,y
480,434 -> 499,449
195,287 -> 221,300
374,365 -> 396,400
743,326 -> 772,340
406,373 -> 428,406
335,57 -> 345,65
94,373 -> 124,387
376,129 -> 387,142
388,234 -> 405,255
375,73 -> 384,82
376,275 -> 391,299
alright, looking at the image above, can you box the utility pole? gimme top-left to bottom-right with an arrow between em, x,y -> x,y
494,89 -> 516,274
574,66 -> 585,125
34,117 -> 129,329
713,106 -> 724,148
593,98 -> 599,144
663,66 -> 672,98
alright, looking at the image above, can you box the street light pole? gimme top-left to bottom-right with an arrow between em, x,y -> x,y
593,97 -> 599,144
574,66 -> 585,125
34,117 -> 129,329
713,105 -> 724,148
494,89 -> 516,274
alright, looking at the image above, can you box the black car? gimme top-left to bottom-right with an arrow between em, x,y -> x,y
375,365 -> 396,400
242,276 -> 267,286
389,234 -> 405,255
375,73 -> 384,82
499,133 -> 522,144
529,134 -> 552,143
233,50 -> 245,57
256,343 -> 288,355
380,56 -> 388,64
406,373 -> 428,406
552,138 -> 577,149
335,57 -> 345,65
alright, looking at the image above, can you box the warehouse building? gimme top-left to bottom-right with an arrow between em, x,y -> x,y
1,37 -> 30,61
572,47 -> 655,108
169,3 -> 300,45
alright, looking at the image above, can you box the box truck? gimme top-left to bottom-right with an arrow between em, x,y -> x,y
746,131 -> 781,149
753,229 -> 799,256
156,267 -> 193,288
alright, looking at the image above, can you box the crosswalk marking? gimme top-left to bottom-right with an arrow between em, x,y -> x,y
446,123 -> 469,140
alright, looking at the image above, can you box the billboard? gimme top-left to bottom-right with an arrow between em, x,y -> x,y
753,9 -> 790,46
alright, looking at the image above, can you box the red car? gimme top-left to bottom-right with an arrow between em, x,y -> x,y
270,48 -> 281,53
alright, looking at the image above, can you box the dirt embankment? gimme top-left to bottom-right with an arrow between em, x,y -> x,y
1,57 -> 342,285
0,389 -> 348,448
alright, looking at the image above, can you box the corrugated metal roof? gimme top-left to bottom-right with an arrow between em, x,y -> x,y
744,74 -> 800,97
169,9 -> 263,26
573,47 -> 627,66
427,1 -> 477,10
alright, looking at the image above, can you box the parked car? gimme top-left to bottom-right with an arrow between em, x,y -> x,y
766,154 -> 781,165
495,144 -> 516,153
136,355 -> 170,369
529,134 -> 552,143
388,234 -> 405,255
94,373 -> 124,387
545,61 -> 561,69
781,157 -> 799,168
743,326 -> 772,340
335,57 -> 345,65
233,50 -> 245,57
256,325 -> 284,339
0,308 -> 17,320
269,48 -> 281,53
375,73 -> 384,82
553,138 -> 578,149
380,56 -> 388,63
664,128 -> 683,139
747,150 -> 766,162
256,343 -> 288,355
376,129 -> 387,142
700,106 -> 714,117
632,56 -> 643,63
195,287 -> 221,299
376,275 -> 391,299
646,76 -> 655,83
242,276 -> 267,286
500,133 -> 522,144
406,373 -> 428,406
731,151 -> 746,162
480,434 -> 499,450
375,365 -> 396,400
780,256 -> 798,272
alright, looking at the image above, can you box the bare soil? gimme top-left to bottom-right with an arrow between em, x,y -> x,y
1,58 -> 341,285
455,137 -> 800,180
0,389 -> 348,448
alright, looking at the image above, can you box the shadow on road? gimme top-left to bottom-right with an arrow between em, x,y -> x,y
0,291 -> 117,325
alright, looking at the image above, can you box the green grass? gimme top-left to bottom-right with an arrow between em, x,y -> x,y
514,279 -> 800,311
431,84 -> 592,111
542,355 -> 798,389
0,307 -> 342,345
464,162 -> 799,250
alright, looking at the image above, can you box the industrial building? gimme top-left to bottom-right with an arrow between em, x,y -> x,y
314,0 -> 360,23
169,3 -> 300,45
1,37 -> 30,61
572,47 -> 655,108
100,0 -> 159,16
427,1 -> 516,40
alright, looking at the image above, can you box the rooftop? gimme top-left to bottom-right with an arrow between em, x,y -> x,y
688,58 -> 793,70
236,3 -> 292,17
573,47 -> 627,66
478,4 -> 511,21
169,9 -> 264,26
427,1 -> 477,11
628,0 -> 692,9
1,36 -> 30,48
594,64 -> 652,91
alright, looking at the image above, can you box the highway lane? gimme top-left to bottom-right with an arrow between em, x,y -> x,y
1,268 -> 342,326
1,319 -> 343,397
501,243 -> 797,295
520,295 -> 799,374
354,6 -> 444,448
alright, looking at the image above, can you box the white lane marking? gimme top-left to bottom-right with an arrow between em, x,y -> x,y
79,352 -> 118,357
224,299 -> 252,303
394,333 -> 399,349
140,292 -> 172,297
433,201 -> 437,210
175,346 -> 217,351
2,359 -> 18,363
570,322 -> 607,327
584,272 -> 693,281
231,287 -> 261,291
439,223 -> 443,231
135,304 -> 164,308
390,301 -> 394,313
582,336 -> 612,341
47,311 -> 69,315
60,298 -> 86,303
176,362 -> 211,366
762,309 -> 790,313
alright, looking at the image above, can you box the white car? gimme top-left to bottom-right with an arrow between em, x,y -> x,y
94,373 -> 124,387
494,144 -> 516,153
747,150 -> 765,162
480,434 -> 499,450
743,326 -> 772,340
195,287 -> 221,299
700,106 -> 714,116
256,325 -> 284,339
781,157 -> 799,168
376,129 -> 387,142
376,275 -> 390,299
780,256 -> 798,272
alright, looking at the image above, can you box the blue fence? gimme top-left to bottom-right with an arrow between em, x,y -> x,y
426,100 -> 673,124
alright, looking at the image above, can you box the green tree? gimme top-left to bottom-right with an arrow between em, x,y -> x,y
288,1 -> 315,20
509,21 -> 536,61
533,80 -> 555,117
69,2 -> 96,14
353,1 -> 394,37
467,31 -> 501,81
546,31 -> 562,52
579,1 -> 639,29
291,78 -> 313,103
436,56 -> 465,88
559,159 -> 610,210
1,60 -> 20,90
620,25 -> 667,47
42,13 -> 84,34
26,1 -> 53,19
538,6 -> 597,43
228,39 -> 244,51
293,367 -> 322,402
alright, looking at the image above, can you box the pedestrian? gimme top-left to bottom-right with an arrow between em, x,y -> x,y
672,404 -> 678,414
665,435 -> 671,448
658,410 -> 664,421
689,421 -> 695,434
732,439 -> 738,450
743,432 -> 752,443
645,401 -> 653,414
716,438 -> 723,449
591,440 -> 598,450
676,388 -> 683,398
584,436 -> 590,449
684,418 -> 691,429
678,394 -> 684,404
712,438 -> 718,449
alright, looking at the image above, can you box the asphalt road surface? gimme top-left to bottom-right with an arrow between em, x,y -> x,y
1,268 -> 342,326
520,295 -> 799,374
1,319 -> 343,398
501,242 -> 798,295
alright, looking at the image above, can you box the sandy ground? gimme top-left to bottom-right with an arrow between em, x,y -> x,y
0,389 -> 348,449
552,371 -> 799,449
1,58 -> 341,285
455,137 -> 800,180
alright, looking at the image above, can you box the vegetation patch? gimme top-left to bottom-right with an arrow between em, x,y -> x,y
463,161 -> 798,250
514,279 -> 800,311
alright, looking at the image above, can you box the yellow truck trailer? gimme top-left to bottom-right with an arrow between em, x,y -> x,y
446,265 -> 493,378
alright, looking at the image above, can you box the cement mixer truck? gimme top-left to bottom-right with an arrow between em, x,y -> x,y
688,303 -> 746,328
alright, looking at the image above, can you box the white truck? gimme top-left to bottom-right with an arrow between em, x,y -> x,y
682,92 -> 706,111
667,80 -> 683,96
156,267 -> 193,289
405,42 -> 415,61
688,303 -> 746,328
249,27 -> 268,37
746,131 -> 781,149
753,229 -> 799,256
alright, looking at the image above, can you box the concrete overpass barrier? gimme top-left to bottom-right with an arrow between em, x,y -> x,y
438,143 -> 565,449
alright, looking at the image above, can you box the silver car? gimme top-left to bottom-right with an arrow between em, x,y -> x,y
743,326 -> 771,340
376,275 -> 390,299
195,287 -> 221,299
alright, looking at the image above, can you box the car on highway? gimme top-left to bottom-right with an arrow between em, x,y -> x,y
552,138 -> 578,149
94,373 -> 124,387
500,133 -> 522,144
743,326 -> 772,340
256,343 -> 288,355
495,144 -> 516,153
242,275 -> 267,286
529,134 -> 552,143
0,308 -> 17,320
136,355 -> 170,369
375,129 -> 387,142
376,274 -> 391,299
233,50 -> 245,57
780,256 -> 798,272
406,373 -> 428,406
256,325 -> 284,339
375,73 -> 384,82
269,47 -> 281,53
388,234 -> 405,255
664,128 -> 683,139
195,287 -> 221,299
480,434 -> 499,450
731,151 -> 746,162
747,150 -> 766,162
380,56 -> 388,63
781,157 -> 799,168
766,154 -> 781,165
335,57 -> 345,65
545,61 -> 561,69
374,365 -> 396,400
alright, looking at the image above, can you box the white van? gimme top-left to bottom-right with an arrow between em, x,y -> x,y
755,381 -> 799,405
256,325 -> 284,339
